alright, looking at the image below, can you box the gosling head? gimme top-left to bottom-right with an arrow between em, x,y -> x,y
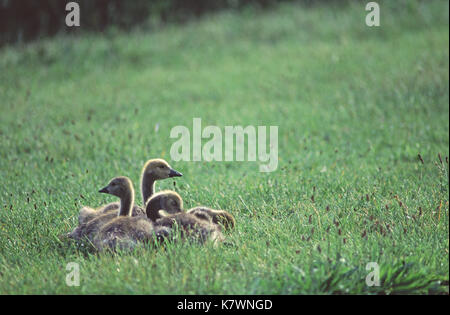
142,159 -> 183,180
146,190 -> 183,221
98,176 -> 133,198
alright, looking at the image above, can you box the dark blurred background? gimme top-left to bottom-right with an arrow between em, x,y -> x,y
0,0 -> 343,47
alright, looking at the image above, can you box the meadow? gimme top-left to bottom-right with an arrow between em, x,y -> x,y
0,1 -> 448,294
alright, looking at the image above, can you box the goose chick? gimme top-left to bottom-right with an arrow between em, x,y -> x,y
78,159 -> 182,224
92,177 -> 170,251
69,177 -> 136,242
146,191 -> 224,244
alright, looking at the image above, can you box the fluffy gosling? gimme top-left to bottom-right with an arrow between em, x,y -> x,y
69,177 -> 135,242
78,159 -> 182,225
91,177 -> 170,251
146,191 -> 224,244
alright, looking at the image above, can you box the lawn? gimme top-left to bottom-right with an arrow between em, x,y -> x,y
0,0 -> 448,294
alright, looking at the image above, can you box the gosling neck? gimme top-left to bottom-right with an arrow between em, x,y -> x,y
146,198 -> 162,222
119,187 -> 134,217
141,173 -> 156,205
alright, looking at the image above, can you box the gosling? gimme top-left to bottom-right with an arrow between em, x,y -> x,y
92,177 -> 171,251
146,191 -> 224,244
68,176 -> 135,242
78,159 -> 182,225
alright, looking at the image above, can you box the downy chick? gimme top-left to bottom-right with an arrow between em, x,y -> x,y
78,159 -> 182,225
69,177 -> 135,242
91,177 -> 170,251
146,191 -> 224,244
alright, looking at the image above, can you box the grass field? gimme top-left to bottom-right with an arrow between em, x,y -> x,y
0,0 -> 449,294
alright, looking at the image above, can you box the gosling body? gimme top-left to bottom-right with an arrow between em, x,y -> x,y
88,177 -> 171,251
146,191 -> 224,244
187,207 -> 235,230
69,177 -> 135,244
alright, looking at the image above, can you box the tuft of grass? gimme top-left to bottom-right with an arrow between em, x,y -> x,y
0,0 -> 448,294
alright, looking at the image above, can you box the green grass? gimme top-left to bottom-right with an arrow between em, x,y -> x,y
0,0 -> 448,294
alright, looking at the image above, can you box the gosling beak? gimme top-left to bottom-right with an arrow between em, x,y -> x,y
169,169 -> 183,177
98,186 -> 109,194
